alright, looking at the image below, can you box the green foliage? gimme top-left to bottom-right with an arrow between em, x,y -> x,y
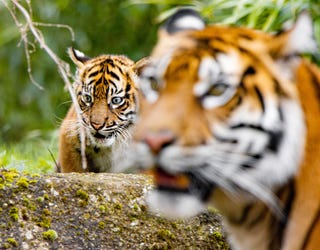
131,0 -> 320,50
0,0 -> 160,144
0,131 -> 58,173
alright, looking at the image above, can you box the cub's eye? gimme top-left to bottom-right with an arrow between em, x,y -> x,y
82,94 -> 92,103
111,96 -> 123,105
208,83 -> 228,96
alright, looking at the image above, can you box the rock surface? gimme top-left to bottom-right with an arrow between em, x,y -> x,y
0,169 -> 229,249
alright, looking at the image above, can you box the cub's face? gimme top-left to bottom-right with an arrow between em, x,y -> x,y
69,49 -> 139,147
117,10 -> 316,219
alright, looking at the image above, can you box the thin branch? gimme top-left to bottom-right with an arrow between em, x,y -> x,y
2,0 -> 88,170
33,22 -> 75,41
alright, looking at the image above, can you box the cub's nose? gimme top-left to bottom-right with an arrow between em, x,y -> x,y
143,131 -> 176,154
91,121 -> 105,131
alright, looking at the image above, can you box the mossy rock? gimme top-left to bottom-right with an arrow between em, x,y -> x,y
0,169 -> 229,249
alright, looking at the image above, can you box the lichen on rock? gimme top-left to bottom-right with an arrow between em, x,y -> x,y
0,169 -> 229,249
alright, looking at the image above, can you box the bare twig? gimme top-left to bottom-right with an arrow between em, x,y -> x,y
2,0 -> 88,170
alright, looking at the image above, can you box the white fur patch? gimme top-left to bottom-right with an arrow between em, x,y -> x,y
174,16 -> 205,31
74,49 -> 86,59
285,12 -> 317,55
146,190 -> 206,219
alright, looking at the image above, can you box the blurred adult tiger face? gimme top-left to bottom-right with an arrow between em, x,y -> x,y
118,9 -> 320,250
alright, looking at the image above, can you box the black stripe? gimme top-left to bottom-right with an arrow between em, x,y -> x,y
269,181 -> 295,249
213,133 -> 238,144
309,68 -> 320,110
253,86 -> 265,113
302,205 -> 320,249
106,59 -> 115,67
230,123 -> 283,153
267,130 -> 283,152
117,65 -> 124,74
244,66 -> 256,76
246,205 -> 269,228
125,111 -> 136,116
241,154 -> 263,169
125,83 -> 131,92
232,204 -> 254,224
108,80 -> 117,88
110,71 -> 120,81
88,70 -> 99,79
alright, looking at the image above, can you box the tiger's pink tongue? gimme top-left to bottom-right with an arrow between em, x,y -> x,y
150,168 -> 191,190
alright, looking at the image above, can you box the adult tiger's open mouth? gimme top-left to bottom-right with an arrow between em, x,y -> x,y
146,166 -> 210,219
149,167 -> 214,202
152,167 -> 191,191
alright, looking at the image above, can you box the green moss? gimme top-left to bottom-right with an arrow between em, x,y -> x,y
7,237 -> 18,247
83,213 -> 90,220
36,196 -> 44,203
98,221 -> 106,229
2,169 -> 19,183
211,231 -> 229,249
38,216 -> 52,229
76,189 -> 89,200
21,208 -> 29,221
2,243 -> 10,249
43,194 -> 50,200
132,203 -> 140,212
9,207 -> 19,221
114,203 -> 122,210
78,200 -> 88,207
16,177 -> 30,189
42,208 -> 51,216
31,173 -> 40,178
212,231 -> 223,240
42,229 -> 58,241
83,228 -> 89,236
22,197 -> 36,211
157,229 -> 175,241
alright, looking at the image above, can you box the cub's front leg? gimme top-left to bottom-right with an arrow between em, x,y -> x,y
58,106 -> 84,173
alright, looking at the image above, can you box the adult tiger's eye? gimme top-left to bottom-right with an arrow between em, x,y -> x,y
208,83 -> 228,96
149,76 -> 158,91
111,96 -> 123,105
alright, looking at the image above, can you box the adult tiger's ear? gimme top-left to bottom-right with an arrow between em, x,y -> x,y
269,12 -> 317,60
134,57 -> 150,76
68,47 -> 91,67
162,8 -> 205,34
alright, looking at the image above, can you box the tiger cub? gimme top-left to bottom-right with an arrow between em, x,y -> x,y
58,48 -> 141,173
116,9 -> 320,250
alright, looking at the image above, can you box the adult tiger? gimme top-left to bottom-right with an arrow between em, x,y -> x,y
58,48 -> 142,173
117,9 -> 320,250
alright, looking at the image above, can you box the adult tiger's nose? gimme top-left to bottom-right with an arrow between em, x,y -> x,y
143,131 -> 176,154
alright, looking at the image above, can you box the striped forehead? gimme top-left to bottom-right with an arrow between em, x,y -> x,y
81,59 -> 127,97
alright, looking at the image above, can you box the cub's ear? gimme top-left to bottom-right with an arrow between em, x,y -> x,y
68,47 -> 91,67
270,12 -> 317,58
163,8 -> 205,34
